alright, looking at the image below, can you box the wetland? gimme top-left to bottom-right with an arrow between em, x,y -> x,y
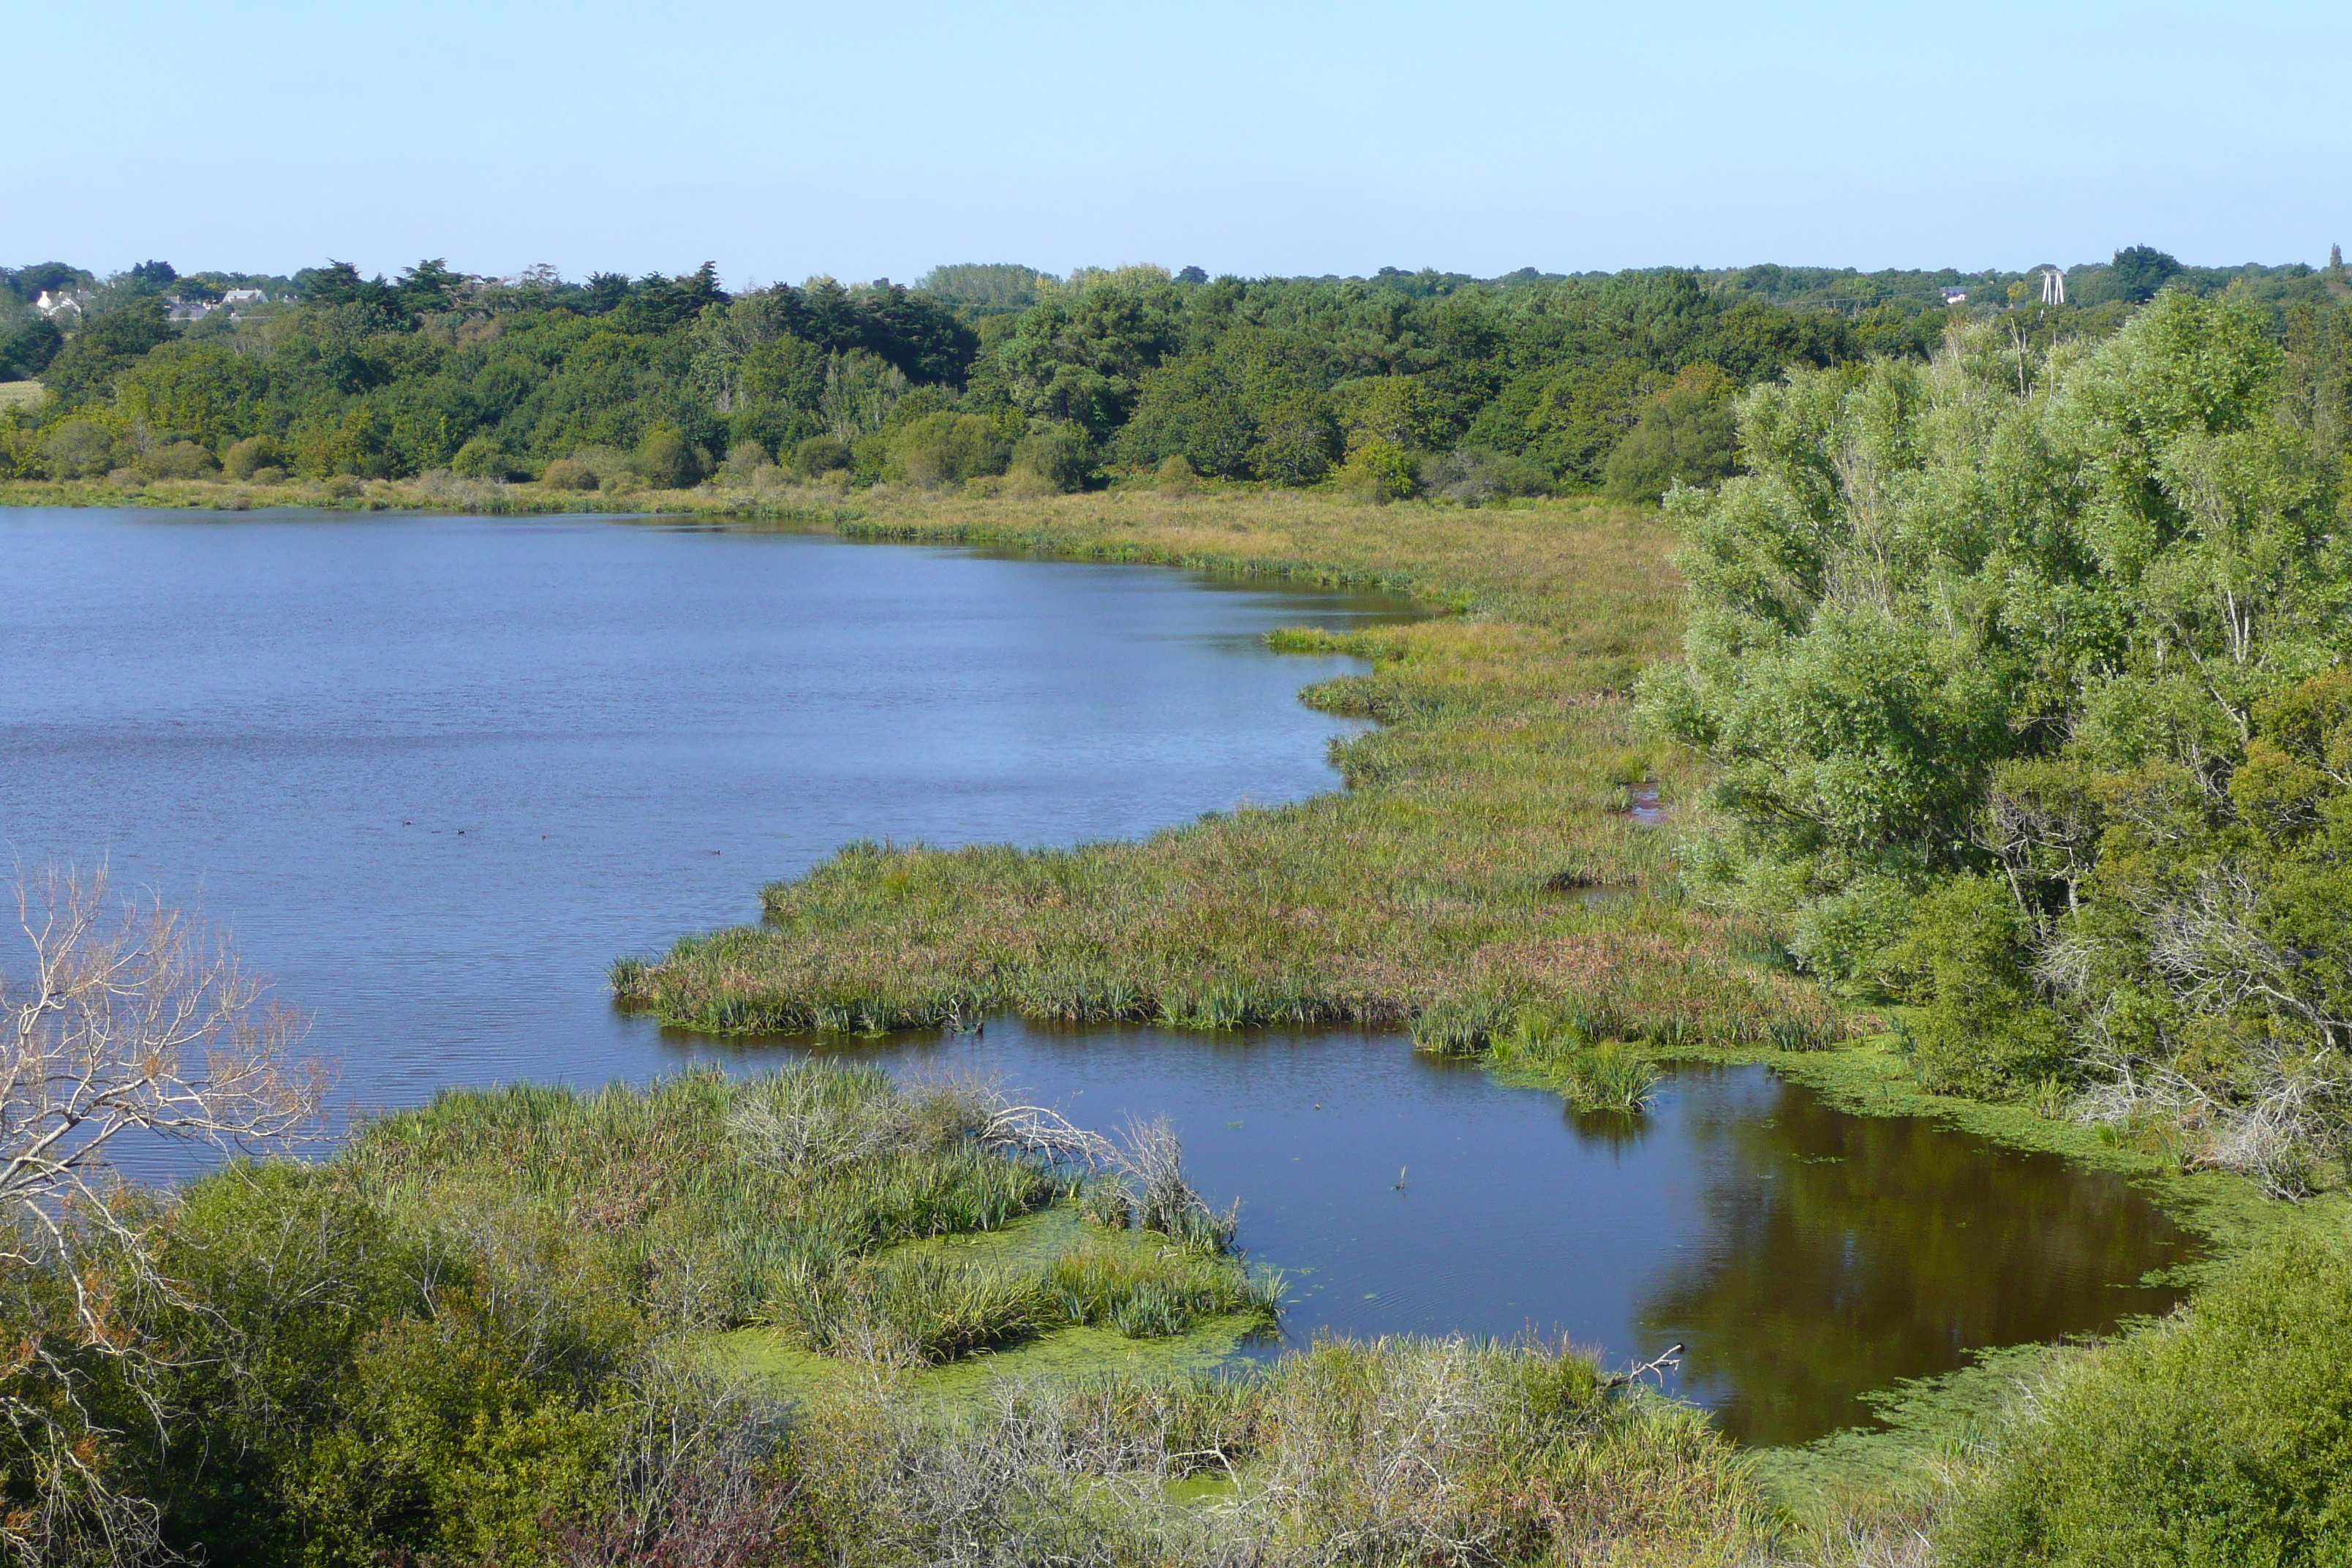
3,505 -> 2202,1451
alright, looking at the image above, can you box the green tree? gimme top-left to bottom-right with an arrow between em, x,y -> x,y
1602,362 -> 1739,500
40,297 -> 175,408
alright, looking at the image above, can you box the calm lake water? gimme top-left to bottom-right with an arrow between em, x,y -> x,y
2,508 -> 1395,1107
2,508 -> 2194,1445
815,1024 -> 2191,1446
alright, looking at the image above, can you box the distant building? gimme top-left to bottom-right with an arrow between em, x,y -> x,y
1940,287 -> 1969,304
222,288 -> 267,305
165,298 -> 219,321
33,290 -> 83,317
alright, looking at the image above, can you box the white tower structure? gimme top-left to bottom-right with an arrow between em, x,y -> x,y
2040,268 -> 2066,305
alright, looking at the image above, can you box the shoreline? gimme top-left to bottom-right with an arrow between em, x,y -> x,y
15,483 -> 2323,1505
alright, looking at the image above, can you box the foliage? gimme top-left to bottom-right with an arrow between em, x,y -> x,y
4,252 -> 2155,497
1603,362 -> 1740,501
1643,290 -> 2352,1184
0,1061 -> 1276,1564
1942,1230 -> 2352,1567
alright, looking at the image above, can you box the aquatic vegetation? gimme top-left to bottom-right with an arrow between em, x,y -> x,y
332,1064 -> 1265,1363
1485,1006 -> 1666,1113
621,490 -> 1851,1073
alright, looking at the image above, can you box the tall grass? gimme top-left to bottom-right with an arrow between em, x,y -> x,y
619,491 -> 1850,1088
1492,1032 -> 1665,1115
788,1334 -> 1772,1566
333,1063 -> 1267,1368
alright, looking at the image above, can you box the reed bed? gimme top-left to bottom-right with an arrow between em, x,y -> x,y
621,489 -> 1851,1088
332,1064 -> 1267,1368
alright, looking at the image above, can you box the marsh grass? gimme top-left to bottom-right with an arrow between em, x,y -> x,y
333,1063 -> 1267,1373
1485,1006 -> 1667,1113
788,1334 -> 1773,1566
621,490 -> 1851,1090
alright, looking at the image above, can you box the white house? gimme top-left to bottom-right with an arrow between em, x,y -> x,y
222,288 -> 267,305
1940,287 -> 1970,304
32,290 -> 83,317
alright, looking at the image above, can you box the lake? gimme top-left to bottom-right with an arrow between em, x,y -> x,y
1,507 -> 2195,1445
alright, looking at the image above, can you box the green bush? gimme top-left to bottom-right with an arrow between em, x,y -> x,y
40,417 -> 114,478
450,434 -> 517,480
717,440 -> 773,484
794,433 -> 851,477
1943,1232 -> 2352,1567
1333,438 -> 1417,502
1789,875 -> 1918,990
222,433 -> 285,479
541,456 -> 599,491
1009,423 -> 1089,492
630,423 -> 704,489
144,438 -> 219,479
1883,876 -> 2069,1096
1420,447 -> 1550,505
890,411 -> 1011,489
1602,362 -> 1738,501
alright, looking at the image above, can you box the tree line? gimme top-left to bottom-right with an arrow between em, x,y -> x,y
10,247 -> 2328,503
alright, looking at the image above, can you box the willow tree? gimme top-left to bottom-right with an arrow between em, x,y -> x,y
1643,293 -> 2352,1183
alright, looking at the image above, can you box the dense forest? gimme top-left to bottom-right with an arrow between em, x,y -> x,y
5,248 -> 2342,505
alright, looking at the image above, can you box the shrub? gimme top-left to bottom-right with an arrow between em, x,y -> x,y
1008,424 -> 1089,494
1942,1232 -> 2352,1567
1602,363 -> 1738,502
1420,447 -> 1550,505
794,434 -> 852,478
1882,876 -> 2070,1097
144,439 -> 218,479
542,457 -> 599,491
717,440 -> 773,485
450,435 -> 518,480
41,418 -> 114,478
222,434 -> 284,480
1332,438 -> 1417,503
1156,453 -> 1198,492
1788,875 -> 1918,991
630,423 -> 704,489
890,412 -> 1011,489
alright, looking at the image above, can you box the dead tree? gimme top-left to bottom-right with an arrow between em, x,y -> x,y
1,867 -> 325,1566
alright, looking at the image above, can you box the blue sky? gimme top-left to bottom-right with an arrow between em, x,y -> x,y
11,1 -> 2346,284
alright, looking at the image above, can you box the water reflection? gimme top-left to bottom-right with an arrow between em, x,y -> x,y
1636,1068 -> 2190,1444
796,1025 -> 2194,1446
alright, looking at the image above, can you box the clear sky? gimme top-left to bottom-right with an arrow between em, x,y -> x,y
10,0 -> 2347,285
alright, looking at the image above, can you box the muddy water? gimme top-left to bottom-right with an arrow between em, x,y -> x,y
1,508 -> 2194,1446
